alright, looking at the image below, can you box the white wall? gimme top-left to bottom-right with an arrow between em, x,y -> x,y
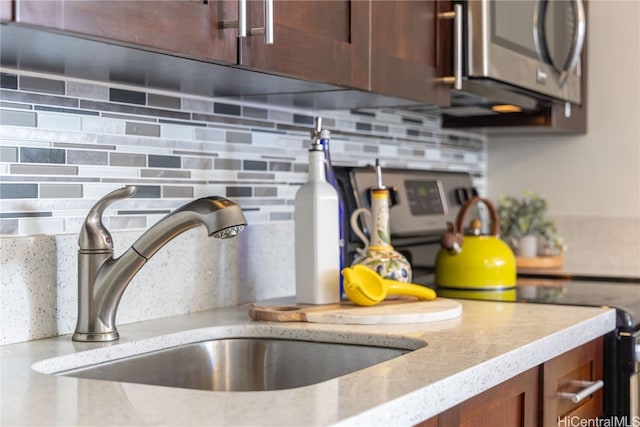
488,0 -> 639,216
487,0 -> 640,275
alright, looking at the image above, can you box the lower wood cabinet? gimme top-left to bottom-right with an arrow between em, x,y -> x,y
418,336 -> 604,427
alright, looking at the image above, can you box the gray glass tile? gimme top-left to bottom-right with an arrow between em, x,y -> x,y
0,211 -> 52,218
66,81 -> 109,100
237,172 -> 275,180
149,93 -> 181,110
226,187 -> 251,197
321,118 -> 336,128
192,113 -> 274,129
0,219 -> 18,235
243,160 -> 267,171
293,114 -> 314,125
269,161 -> 291,172
183,157 -> 212,170
1,146 -> 18,162
0,183 -> 38,198
402,116 -> 423,125
0,89 -> 78,108
125,122 -> 161,137
374,125 -> 389,133
363,145 -> 379,154
110,88 -> 146,105
55,142 -> 116,151
10,164 -> 78,175
34,105 -> 99,116
407,129 -> 420,137
254,187 -> 277,197
20,76 -> 65,95
40,184 -> 83,198
215,158 -> 241,170
159,118 -> 206,127
182,98 -> 213,113
20,147 -> 65,164
356,122 -> 372,131
243,106 -> 268,119
109,215 -> 147,230
110,152 -> 146,167
412,149 -> 425,157
102,112 -> 157,123
1,73 -> 18,89
148,154 -> 181,168
141,169 -> 190,179
214,102 -> 241,116
245,198 -> 286,206
0,101 -> 31,110
131,185 -> 161,198
293,163 -> 307,173
226,131 -> 252,144
162,186 -> 194,198
195,127 -> 225,141
67,150 -> 108,165
81,100 -> 190,120
270,212 -> 292,221
0,110 -> 36,127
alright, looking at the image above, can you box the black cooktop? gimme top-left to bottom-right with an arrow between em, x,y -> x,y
515,276 -> 640,330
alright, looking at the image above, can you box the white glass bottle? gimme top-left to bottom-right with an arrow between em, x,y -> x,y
294,141 -> 340,305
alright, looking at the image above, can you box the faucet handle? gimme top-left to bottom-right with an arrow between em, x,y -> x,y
78,186 -> 137,252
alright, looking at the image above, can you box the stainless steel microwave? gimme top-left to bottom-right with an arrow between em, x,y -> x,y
445,0 -> 586,108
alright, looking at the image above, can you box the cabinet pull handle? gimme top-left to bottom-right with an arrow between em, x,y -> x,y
557,380 -> 604,404
248,0 -> 274,45
436,3 -> 463,90
264,0 -> 273,44
221,0 -> 248,38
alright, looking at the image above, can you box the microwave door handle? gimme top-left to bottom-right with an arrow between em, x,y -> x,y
533,1 -> 550,64
559,0 -> 586,86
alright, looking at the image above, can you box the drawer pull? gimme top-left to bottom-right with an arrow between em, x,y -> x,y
558,380 -> 604,403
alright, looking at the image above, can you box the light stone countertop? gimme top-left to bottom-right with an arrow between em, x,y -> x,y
1,299 -> 615,427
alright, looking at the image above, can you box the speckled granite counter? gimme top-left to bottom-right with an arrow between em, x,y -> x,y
1,299 -> 615,426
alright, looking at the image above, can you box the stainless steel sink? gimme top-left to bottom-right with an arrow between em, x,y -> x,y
55,337 -> 413,392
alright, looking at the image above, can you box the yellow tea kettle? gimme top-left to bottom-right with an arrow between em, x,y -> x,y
435,197 -> 516,292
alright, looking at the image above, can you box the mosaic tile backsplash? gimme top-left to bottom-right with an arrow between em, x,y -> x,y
0,68 -> 486,345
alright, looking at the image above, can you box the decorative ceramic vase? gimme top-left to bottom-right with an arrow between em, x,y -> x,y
350,187 -> 412,283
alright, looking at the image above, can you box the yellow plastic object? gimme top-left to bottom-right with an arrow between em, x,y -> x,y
342,265 -> 436,307
435,235 -> 516,288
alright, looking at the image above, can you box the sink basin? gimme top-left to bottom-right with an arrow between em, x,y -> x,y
34,327 -> 425,392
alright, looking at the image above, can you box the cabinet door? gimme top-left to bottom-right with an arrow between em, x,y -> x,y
240,0 -> 369,89
419,366 -> 540,427
369,0 -> 450,106
10,0 -> 237,64
542,337 -> 604,425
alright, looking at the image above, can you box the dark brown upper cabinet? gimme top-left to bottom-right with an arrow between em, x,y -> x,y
1,0 -> 451,106
6,1 -> 238,65
240,0 -> 370,91
369,1 -> 451,106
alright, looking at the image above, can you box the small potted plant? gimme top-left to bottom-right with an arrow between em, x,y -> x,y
497,191 -> 566,263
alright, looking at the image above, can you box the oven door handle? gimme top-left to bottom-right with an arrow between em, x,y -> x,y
557,379 -> 604,404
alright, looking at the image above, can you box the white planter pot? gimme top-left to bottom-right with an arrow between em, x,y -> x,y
518,235 -> 538,257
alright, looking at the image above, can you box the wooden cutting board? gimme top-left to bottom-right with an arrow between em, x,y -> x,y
248,298 -> 462,325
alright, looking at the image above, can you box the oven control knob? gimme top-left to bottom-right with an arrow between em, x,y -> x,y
454,187 -> 479,205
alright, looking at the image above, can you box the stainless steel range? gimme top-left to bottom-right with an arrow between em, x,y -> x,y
335,165 -> 640,420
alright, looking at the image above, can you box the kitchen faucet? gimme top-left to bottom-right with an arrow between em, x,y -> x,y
72,186 -> 247,342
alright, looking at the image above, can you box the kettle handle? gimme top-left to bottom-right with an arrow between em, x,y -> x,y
455,197 -> 500,236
